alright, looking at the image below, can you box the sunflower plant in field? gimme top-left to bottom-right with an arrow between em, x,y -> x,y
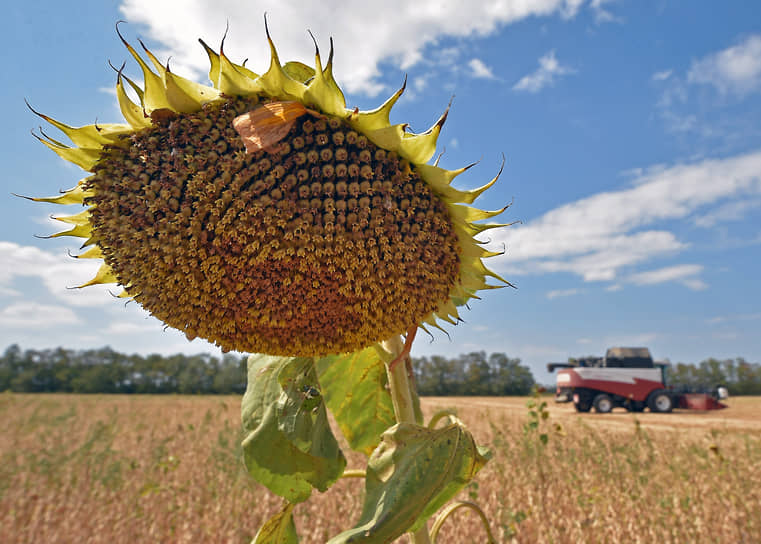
25,19 -> 510,543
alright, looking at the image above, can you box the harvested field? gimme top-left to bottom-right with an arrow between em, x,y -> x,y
1,393 -> 759,543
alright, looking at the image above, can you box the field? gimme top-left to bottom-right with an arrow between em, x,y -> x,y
1,393 -> 760,543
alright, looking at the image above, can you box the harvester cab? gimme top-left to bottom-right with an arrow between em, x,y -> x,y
547,347 -> 728,413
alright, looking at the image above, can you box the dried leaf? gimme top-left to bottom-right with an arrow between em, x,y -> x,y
233,101 -> 309,153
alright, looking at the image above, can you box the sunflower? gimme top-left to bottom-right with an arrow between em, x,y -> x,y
26,21 -> 510,357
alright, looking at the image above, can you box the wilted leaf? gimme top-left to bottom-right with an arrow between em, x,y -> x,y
327,422 -> 489,543
316,347 -> 395,456
252,503 -> 298,544
233,101 -> 309,153
241,354 -> 346,503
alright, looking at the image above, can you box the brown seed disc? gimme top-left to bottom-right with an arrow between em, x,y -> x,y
86,97 -> 461,356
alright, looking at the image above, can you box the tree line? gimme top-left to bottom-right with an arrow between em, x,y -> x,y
411,352 -> 535,395
1,344 -> 759,395
667,357 -> 761,395
0,345 -> 536,395
0,345 -> 247,395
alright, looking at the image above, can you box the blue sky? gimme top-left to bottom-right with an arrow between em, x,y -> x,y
2,1 -> 760,383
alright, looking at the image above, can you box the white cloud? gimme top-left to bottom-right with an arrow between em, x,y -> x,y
546,288 -> 581,299
589,0 -> 620,24
412,75 -> 428,93
0,286 -> 22,297
0,241 -> 113,308
119,0 -> 591,96
659,110 -> 698,134
688,34 -> 761,96
693,198 -> 761,227
512,50 -> 574,93
707,312 -> 761,325
652,69 -> 673,81
468,58 -> 496,79
0,243 -> 225,355
0,302 -> 80,328
494,150 -> 761,282
627,264 -> 707,290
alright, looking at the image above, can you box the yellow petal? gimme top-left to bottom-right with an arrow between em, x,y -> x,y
219,51 -> 264,96
45,223 -> 92,239
26,100 -> 130,148
73,246 -> 104,259
77,263 -> 118,288
52,209 -> 90,226
449,203 -> 509,223
16,181 -> 93,205
34,134 -> 100,171
351,78 -> 406,132
116,24 -> 170,112
397,106 -> 448,164
116,72 -> 151,129
199,38 -> 222,88
257,22 -> 306,100
304,37 -> 347,117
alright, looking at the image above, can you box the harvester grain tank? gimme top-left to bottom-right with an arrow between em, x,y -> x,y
548,347 -> 728,413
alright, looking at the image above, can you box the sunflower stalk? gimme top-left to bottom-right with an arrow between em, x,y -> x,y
383,333 -> 432,544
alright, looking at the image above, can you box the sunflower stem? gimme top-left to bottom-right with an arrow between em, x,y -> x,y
383,334 -> 432,544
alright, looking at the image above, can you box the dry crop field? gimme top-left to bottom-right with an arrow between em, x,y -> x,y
1,393 -> 759,543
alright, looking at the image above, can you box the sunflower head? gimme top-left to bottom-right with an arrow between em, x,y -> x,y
26,22 -> 510,357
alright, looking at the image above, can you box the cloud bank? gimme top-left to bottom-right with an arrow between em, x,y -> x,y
119,0 -> 596,96
493,150 -> 761,285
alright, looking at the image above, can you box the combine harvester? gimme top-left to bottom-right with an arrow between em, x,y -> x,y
548,347 -> 728,413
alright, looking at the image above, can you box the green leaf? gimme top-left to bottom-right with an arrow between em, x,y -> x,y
241,354 -> 346,503
316,348 -> 395,456
327,422 -> 489,543
253,503 -> 298,544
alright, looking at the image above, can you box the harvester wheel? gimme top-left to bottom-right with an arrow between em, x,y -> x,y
593,394 -> 614,413
647,390 -> 673,413
574,398 -> 592,412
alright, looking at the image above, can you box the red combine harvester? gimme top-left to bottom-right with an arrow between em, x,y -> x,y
548,347 -> 728,413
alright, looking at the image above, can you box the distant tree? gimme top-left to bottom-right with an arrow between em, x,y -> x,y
413,352 -> 535,396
